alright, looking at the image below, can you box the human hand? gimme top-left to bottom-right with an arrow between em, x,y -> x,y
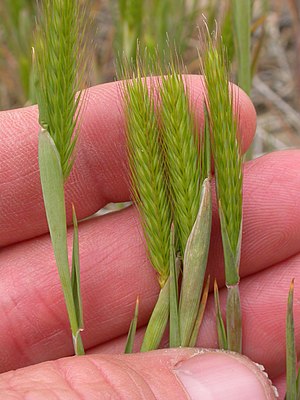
0,76 -> 298,399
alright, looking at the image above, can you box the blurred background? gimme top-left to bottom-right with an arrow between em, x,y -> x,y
1,0 -> 300,158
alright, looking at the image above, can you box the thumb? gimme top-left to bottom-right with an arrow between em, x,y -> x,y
0,349 -> 277,399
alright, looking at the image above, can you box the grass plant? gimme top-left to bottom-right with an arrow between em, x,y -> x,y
123,67 -> 172,351
122,54 -> 212,352
35,0 -> 89,355
202,33 -> 243,353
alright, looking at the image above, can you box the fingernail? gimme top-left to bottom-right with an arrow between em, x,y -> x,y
174,350 -> 278,399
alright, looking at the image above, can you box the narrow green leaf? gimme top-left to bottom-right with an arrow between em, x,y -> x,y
125,297 -> 139,354
286,279 -> 297,400
214,280 -> 228,350
189,275 -> 210,347
169,224 -> 180,348
232,0 -> 252,95
179,178 -> 212,347
38,129 -> 84,355
71,204 -> 83,330
140,279 -> 170,352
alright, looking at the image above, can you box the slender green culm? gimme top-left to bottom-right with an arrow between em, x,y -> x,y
35,0 -> 89,355
71,204 -> 84,331
202,34 -> 243,353
125,297 -> 139,354
285,279 -> 298,400
169,224 -> 180,348
123,72 -> 172,287
160,71 -> 201,256
232,0 -> 252,95
35,0 -> 89,180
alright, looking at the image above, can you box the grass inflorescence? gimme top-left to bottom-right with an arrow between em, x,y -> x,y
35,0 -> 89,180
35,0 -> 90,355
201,31 -> 243,353
122,53 -> 212,352
124,71 -> 172,287
160,70 -> 201,256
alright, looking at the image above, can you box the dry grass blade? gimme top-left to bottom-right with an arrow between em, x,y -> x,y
214,280 -> 228,350
189,275 -> 210,347
125,297 -> 139,354
160,71 -> 201,256
124,74 -> 172,286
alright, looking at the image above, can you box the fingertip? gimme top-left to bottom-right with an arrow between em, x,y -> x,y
174,350 -> 278,400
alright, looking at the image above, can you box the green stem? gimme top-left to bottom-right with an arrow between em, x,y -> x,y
141,278 -> 170,352
226,284 -> 242,353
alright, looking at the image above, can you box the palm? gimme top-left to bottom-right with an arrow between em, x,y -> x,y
0,79 -> 297,399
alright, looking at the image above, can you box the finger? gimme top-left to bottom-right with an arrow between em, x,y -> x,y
0,76 -> 256,246
0,349 -> 276,399
92,252 -> 300,383
1,151 -> 300,372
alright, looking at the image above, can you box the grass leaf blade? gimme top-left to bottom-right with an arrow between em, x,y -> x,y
179,178 -> 212,347
38,129 -> 84,355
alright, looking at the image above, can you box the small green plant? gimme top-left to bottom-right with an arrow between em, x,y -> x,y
34,0 -> 89,355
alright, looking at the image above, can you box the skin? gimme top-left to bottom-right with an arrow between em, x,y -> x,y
0,75 -> 299,398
